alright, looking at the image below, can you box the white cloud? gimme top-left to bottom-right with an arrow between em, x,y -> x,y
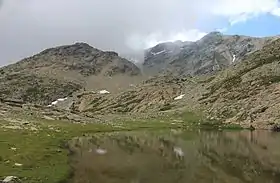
209,0 -> 280,25
215,27 -> 228,33
127,29 -> 207,49
168,29 -> 207,42
1,0 -> 280,65
272,8 -> 280,16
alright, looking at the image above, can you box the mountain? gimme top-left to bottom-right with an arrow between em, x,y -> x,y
199,37 -> 280,129
1,34 -> 280,130
143,40 -> 191,75
71,36 -> 280,129
143,32 -> 279,76
0,42 -> 141,105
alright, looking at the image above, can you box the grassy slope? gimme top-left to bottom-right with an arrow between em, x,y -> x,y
0,114 -> 193,183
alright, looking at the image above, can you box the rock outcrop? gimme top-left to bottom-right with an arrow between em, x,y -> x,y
1,176 -> 21,183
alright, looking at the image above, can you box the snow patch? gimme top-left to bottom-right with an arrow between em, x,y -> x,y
48,97 -> 68,107
57,97 -> 68,102
99,90 -> 110,94
151,49 -> 166,55
174,94 -> 185,100
232,54 -> 236,63
51,101 -> 58,105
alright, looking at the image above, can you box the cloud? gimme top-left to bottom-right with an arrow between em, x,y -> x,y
215,27 -> 228,33
126,29 -> 207,50
209,0 -> 280,25
0,0 -> 280,65
0,0 -> 205,64
272,8 -> 280,16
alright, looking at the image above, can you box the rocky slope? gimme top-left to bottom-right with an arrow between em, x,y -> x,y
143,41 -> 191,75
71,36 -> 280,130
144,32 -> 279,76
71,75 -> 187,114
0,43 -> 141,105
200,37 -> 280,129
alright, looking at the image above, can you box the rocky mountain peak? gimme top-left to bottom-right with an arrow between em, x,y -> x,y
143,33 -> 277,76
0,42 -> 141,105
2,42 -> 141,77
198,31 -> 223,45
38,42 -> 99,57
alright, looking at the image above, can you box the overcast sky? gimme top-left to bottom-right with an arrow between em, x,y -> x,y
0,0 -> 280,65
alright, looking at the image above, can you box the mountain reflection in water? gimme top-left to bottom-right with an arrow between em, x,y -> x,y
68,130 -> 280,183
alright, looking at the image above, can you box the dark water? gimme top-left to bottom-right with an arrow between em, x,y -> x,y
68,129 -> 280,183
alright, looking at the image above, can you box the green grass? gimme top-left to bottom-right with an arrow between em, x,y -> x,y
176,110 -> 244,130
0,110 -> 244,182
179,111 -> 204,124
0,118 -> 184,183
222,123 -> 244,130
0,126 -> 69,183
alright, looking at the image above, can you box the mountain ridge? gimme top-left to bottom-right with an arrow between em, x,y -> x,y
1,34 -> 280,129
143,31 -> 280,76
0,42 -> 142,105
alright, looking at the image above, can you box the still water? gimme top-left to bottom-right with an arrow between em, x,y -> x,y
68,129 -> 280,183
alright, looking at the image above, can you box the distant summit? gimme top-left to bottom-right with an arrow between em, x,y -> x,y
143,32 -> 278,76
0,43 -> 141,105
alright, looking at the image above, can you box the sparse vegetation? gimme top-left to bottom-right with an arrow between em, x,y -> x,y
0,117 -> 187,183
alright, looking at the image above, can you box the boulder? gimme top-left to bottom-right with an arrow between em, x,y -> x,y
2,176 -> 21,183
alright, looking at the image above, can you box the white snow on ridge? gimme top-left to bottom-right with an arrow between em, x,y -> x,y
57,97 -> 68,102
99,90 -> 110,94
232,54 -> 236,63
51,101 -> 58,105
48,97 -> 68,107
151,49 -> 166,56
174,94 -> 185,100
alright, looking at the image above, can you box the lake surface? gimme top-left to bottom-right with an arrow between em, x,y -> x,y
68,129 -> 280,183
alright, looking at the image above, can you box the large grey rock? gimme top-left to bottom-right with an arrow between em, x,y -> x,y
2,176 -> 21,183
